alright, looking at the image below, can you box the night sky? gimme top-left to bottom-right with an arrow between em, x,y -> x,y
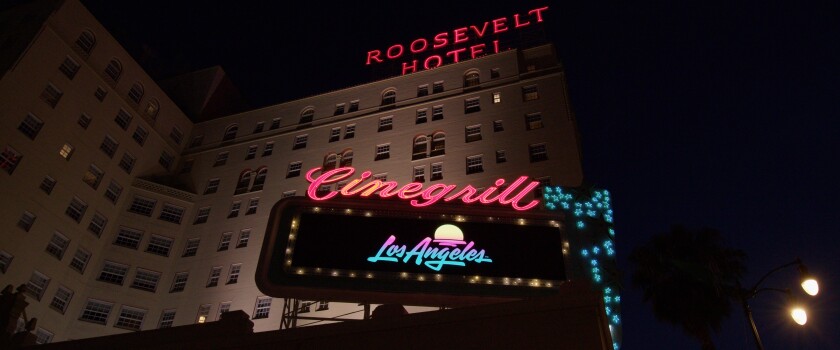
28,0 -> 840,348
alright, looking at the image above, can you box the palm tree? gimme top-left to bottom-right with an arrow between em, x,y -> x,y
629,225 -> 747,350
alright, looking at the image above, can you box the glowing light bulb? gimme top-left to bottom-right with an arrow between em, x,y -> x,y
791,307 -> 807,325
801,279 -> 819,296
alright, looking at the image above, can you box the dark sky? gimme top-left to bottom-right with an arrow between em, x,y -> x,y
66,0 -> 840,348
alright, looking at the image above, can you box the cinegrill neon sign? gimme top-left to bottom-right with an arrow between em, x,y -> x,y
367,224 -> 492,271
305,167 -> 541,211
365,6 -> 549,75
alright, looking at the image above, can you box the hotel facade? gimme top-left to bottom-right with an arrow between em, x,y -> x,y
0,0 -> 619,347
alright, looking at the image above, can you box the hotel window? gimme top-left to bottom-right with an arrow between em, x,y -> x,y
433,81 -> 444,93
115,306 -> 146,331
235,170 -> 252,195
0,251 -> 12,273
80,299 -> 113,325
82,163 -> 103,189
464,71 -> 480,87
465,125 -> 482,143
158,151 -> 175,170
213,152 -> 229,167
144,99 -> 159,120
50,286 -> 73,314
75,31 -> 95,55
378,116 -> 393,132
465,97 -> 481,113
299,303 -> 310,314
78,113 -> 92,129
69,248 -> 91,274
190,135 -> 204,148
131,269 -> 161,292
105,59 -> 122,82
317,301 -> 329,311
334,103 -> 345,116
299,108 -> 314,126
218,302 -> 232,320
159,310 -> 176,328
270,118 -> 281,130
335,181 -> 348,191
287,161 -> 302,178
18,211 -> 36,231
349,100 -> 359,112
159,203 -> 185,224
340,150 -> 354,167
114,109 -> 132,130
99,136 -> 118,158
293,134 -> 308,150
412,136 -> 428,160
131,126 -> 148,145
246,199 -> 259,215
416,109 -> 428,124
491,68 -> 500,79
228,201 -> 241,218
316,184 -> 331,197
413,166 -> 425,182
206,267 -> 222,287
1,146 -> 22,175
87,213 -> 107,237
529,143 -> 549,162
170,272 -> 189,293
218,232 -> 232,251
493,92 -> 502,104
45,232 -> 69,260
323,154 -> 339,171
227,264 -> 242,284
329,127 -> 341,142
245,145 -> 257,160
251,168 -> 267,191
40,176 -> 56,194
493,120 -> 504,132
35,328 -> 53,345
381,90 -> 396,106
523,85 -> 539,101
431,162 -> 443,181
466,155 -> 484,174
41,83 -> 63,108
533,177 -> 552,201
114,227 -> 143,249
196,304 -> 211,323
253,122 -> 265,134
204,178 -> 220,194
119,152 -> 136,174
430,132 -> 446,156
432,105 -> 444,121
253,297 -> 272,319
417,84 -> 429,97
18,113 -> 43,139
182,238 -> 200,257
65,197 -> 88,223
222,124 -> 238,142
170,127 -> 184,144
98,261 -> 128,285
59,143 -> 74,160
237,229 -> 251,248
344,124 -> 356,139
282,190 -> 296,198
104,180 -> 123,204
194,207 -> 211,224
496,150 -> 507,163
127,82 -> 144,104
262,142 -> 274,157
94,87 -> 107,102
375,144 -> 390,161
179,159 -> 194,174
26,271 -> 50,300
525,113 -> 544,130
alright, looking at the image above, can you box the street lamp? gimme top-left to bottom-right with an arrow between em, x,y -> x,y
739,258 -> 819,350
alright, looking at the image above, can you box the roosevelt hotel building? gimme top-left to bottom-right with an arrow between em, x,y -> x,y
0,0 -> 584,344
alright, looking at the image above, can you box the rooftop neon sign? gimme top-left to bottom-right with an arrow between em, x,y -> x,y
305,166 -> 541,211
365,6 -> 549,75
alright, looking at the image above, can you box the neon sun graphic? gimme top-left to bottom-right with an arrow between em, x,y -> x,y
367,224 -> 492,271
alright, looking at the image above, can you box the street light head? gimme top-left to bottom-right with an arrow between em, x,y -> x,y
798,261 -> 819,296
790,307 -> 807,325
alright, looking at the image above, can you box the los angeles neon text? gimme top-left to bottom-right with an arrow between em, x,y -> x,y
367,235 -> 492,271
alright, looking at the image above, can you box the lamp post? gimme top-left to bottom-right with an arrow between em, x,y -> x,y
739,258 -> 819,350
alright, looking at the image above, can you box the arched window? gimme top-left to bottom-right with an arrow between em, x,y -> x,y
144,99 -> 159,120
464,70 -> 480,87
381,89 -> 397,106
323,154 -> 338,171
339,150 -> 353,167
412,135 -> 429,160
75,31 -> 95,56
104,59 -> 122,82
430,132 -> 445,157
223,124 -> 238,142
128,82 -> 144,104
299,108 -> 314,125
234,170 -> 253,195
250,167 -> 268,191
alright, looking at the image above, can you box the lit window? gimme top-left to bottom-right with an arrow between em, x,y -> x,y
104,180 -> 123,204
465,125 -> 482,143
75,31 -> 95,56
98,261 -> 128,285
375,144 -> 390,161
182,238 -> 200,257
50,286 -> 73,314
431,163 -> 443,181
170,272 -> 189,293
99,135 -> 118,158
245,199 -> 259,215
65,197 -> 87,223
158,310 -> 176,328
40,83 -> 63,108
25,271 -> 50,301
493,92 -> 501,104
115,306 -> 147,331
114,109 -> 132,130
262,142 -> 274,157
344,124 -> 356,139
82,164 -> 104,189
237,229 -> 251,247
45,231 -> 69,260
59,143 -> 74,160
227,264 -> 242,284
114,227 -> 143,249
525,113 -> 544,130
40,176 -> 56,194
127,82 -> 144,104
466,155 -> 484,174
529,143 -> 548,163
18,113 -> 43,139
194,207 -> 211,224
523,85 -> 539,101
378,116 -> 393,132
206,266 -> 222,287
87,212 -> 107,237
1,146 -> 22,175
196,304 -> 211,323
213,152 -> 229,167
293,135 -> 308,150
253,297 -> 272,319
80,299 -> 113,325
218,232 -> 232,251
204,178 -> 220,194
69,248 -> 91,273
128,196 -> 156,216
18,211 -> 36,231
159,203 -> 185,224
131,269 -> 161,292
287,161 -> 302,178
119,152 -> 136,174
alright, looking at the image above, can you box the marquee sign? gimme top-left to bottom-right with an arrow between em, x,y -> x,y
256,196 -> 568,306
365,6 -> 549,75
